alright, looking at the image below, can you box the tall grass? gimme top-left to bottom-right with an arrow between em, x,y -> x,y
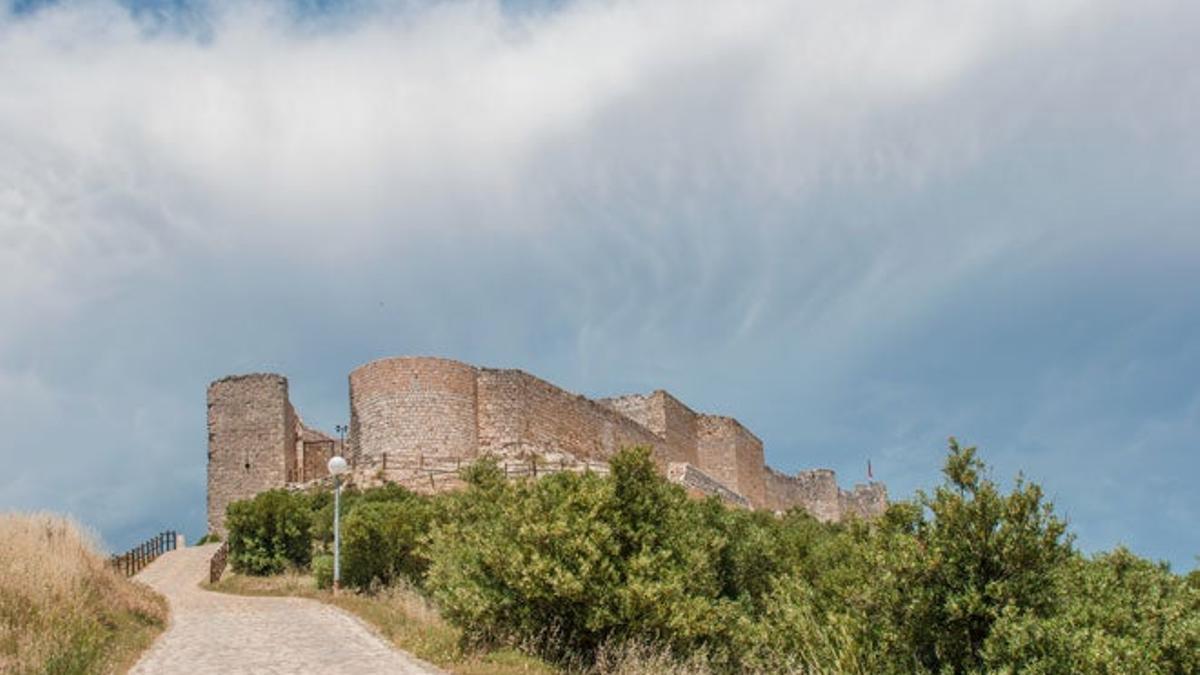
0,513 -> 167,674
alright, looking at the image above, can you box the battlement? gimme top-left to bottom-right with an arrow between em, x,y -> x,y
205,356 -> 887,533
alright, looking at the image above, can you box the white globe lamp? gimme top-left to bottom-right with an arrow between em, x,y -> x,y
327,455 -> 348,476
328,455 -> 349,593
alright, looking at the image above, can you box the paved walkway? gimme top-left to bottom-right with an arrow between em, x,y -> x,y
130,544 -> 441,675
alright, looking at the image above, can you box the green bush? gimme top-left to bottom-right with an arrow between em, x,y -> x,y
226,489 -> 313,575
983,548 -> 1200,674
222,442 -> 1200,674
425,447 -> 746,663
313,554 -> 334,590
194,532 -> 221,545
341,489 -> 433,591
307,486 -> 346,552
875,438 -> 1074,673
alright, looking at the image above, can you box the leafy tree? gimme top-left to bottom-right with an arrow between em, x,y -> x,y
984,548 -> 1200,674
895,438 -> 1073,673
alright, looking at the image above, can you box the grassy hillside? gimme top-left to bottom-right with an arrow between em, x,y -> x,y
0,513 -> 167,674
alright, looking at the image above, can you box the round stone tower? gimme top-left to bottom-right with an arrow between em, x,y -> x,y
348,356 -> 479,463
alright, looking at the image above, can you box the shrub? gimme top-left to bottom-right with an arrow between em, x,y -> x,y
341,490 -> 433,591
226,489 -> 313,575
195,532 -> 221,545
742,573 -> 873,674
892,438 -> 1074,673
220,441 -> 1200,674
983,548 -> 1200,673
313,554 -> 334,590
425,447 -> 745,664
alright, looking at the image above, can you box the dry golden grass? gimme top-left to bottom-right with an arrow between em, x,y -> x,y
588,642 -> 713,675
0,513 -> 167,675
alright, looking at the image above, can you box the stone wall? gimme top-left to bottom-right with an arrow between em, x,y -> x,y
841,482 -> 889,519
659,392 -> 701,466
696,416 -> 765,508
478,369 -> 665,465
597,391 -> 699,465
762,467 -> 887,522
283,403 -> 299,485
206,374 -> 292,534
475,368 -> 524,454
596,393 -> 657,433
301,439 -> 334,482
349,357 -> 479,464
207,357 -> 887,532
666,462 -> 750,508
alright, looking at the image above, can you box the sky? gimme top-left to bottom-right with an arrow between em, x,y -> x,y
1,0 -> 1197,570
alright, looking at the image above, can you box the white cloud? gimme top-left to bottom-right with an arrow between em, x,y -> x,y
0,0 -> 1197,564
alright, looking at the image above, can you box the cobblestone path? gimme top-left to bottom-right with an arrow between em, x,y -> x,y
130,544 -> 441,675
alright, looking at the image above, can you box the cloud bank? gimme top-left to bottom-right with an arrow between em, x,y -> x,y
1,0 -> 1198,568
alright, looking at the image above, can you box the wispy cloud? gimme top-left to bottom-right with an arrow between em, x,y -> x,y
1,0 -> 1197,568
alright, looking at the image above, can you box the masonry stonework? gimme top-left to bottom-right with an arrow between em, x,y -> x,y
205,356 -> 886,533
207,374 -> 293,535
476,369 -> 665,465
349,357 -> 478,465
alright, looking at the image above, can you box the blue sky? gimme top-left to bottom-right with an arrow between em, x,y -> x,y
1,0 -> 1197,570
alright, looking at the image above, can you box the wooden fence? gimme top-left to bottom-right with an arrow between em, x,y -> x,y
109,530 -> 178,577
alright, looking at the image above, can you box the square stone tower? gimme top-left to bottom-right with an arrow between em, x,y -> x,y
206,374 -> 295,534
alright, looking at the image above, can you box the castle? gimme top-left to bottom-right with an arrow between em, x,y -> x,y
206,356 -> 887,534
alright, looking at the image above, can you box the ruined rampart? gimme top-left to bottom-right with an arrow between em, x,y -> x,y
349,357 -> 478,464
476,368 -> 666,465
696,415 -> 766,510
667,462 -> 750,508
598,391 -> 699,465
763,466 -> 888,522
206,356 -> 887,533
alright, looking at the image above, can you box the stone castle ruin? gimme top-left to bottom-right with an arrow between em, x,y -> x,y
207,356 -> 886,534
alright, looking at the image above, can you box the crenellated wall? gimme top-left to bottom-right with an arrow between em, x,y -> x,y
206,356 -> 887,533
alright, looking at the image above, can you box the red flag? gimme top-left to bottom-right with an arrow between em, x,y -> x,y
868,459 -> 873,480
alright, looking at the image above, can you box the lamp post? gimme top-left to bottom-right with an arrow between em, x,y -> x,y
327,455 -> 349,594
